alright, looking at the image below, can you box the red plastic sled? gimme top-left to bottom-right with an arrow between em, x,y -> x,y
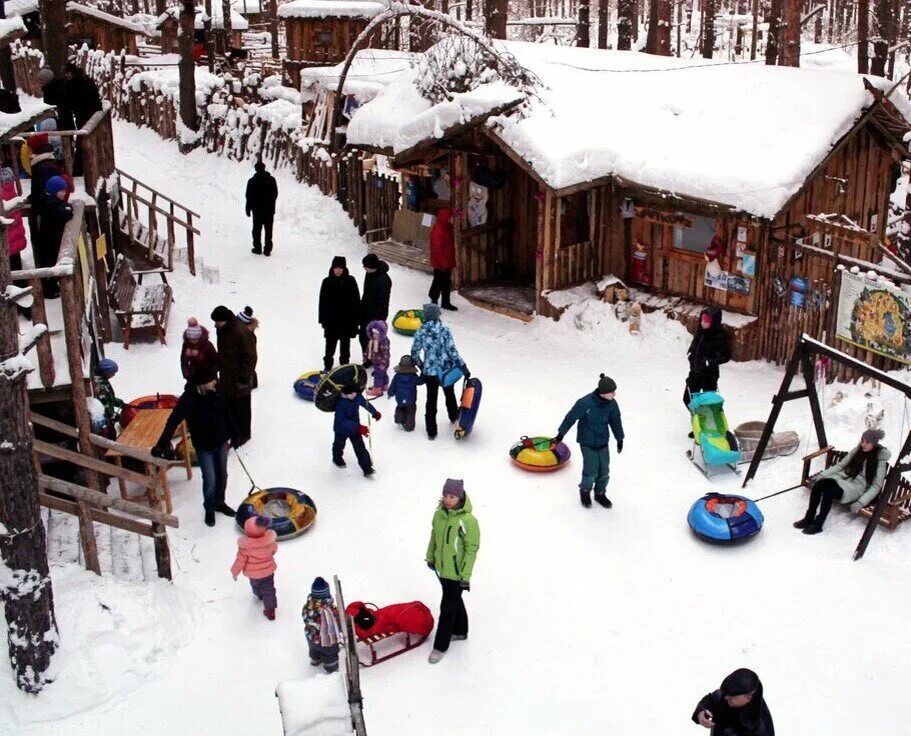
345,601 -> 433,667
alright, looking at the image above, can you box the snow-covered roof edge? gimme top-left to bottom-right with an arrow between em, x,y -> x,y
157,5 -> 250,31
278,0 -> 385,20
67,2 -> 154,35
0,16 -> 26,47
0,98 -> 54,141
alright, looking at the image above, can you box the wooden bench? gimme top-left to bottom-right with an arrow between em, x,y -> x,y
801,446 -> 911,530
108,256 -> 172,349
363,209 -> 434,273
118,208 -> 172,274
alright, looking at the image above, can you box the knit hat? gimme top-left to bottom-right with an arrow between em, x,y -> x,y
36,68 -> 54,85
45,175 -> 67,197
98,358 -> 118,377
362,253 -> 380,269
28,132 -> 50,152
192,367 -> 218,385
394,355 -> 418,374
331,255 -> 346,270
861,428 -> 885,446
210,305 -> 233,322
184,317 -> 203,341
236,306 -> 254,324
597,374 -> 617,394
243,515 -> 270,537
423,303 -> 441,322
442,478 -> 465,501
311,576 -> 331,599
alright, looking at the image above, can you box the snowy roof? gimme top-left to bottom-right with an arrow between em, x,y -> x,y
346,42 -> 911,218
300,49 -> 417,99
278,0 -> 385,20
0,15 -> 25,45
232,0 -> 265,13
3,0 -> 37,17
67,3 -> 154,35
157,5 -> 250,31
0,97 -> 53,141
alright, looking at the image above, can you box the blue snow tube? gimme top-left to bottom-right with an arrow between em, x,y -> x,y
687,493 -> 763,544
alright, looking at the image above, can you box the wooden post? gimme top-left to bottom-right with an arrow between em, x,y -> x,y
269,0 -> 279,58
0,219 -> 59,694
186,211 -> 196,275
38,0 -> 69,75
151,522 -> 171,579
778,0 -> 801,66
598,0 -> 609,47
858,0 -> 870,73
750,0 -> 759,60
701,0 -> 716,58
28,279 -> 55,388
617,0 -> 635,48
765,0 -> 783,64
578,0 -> 591,45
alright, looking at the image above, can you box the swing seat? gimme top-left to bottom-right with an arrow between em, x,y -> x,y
688,392 -> 742,469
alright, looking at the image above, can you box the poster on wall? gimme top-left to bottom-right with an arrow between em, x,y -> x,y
727,275 -> 751,295
835,269 -> 911,364
704,270 -> 729,291
737,226 -> 747,242
739,252 -> 756,277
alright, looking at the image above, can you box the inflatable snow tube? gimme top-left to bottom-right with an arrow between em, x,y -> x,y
293,370 -> 325,401
392,309 -> 423,336
454,377 -> 482,439
235,487 -> 317,541
510,436 -> 571,472
315,364 -> 368,413
687,492 -> 764,544
120,393 -> 179,428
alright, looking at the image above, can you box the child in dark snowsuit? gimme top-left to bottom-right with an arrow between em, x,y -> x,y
387,355 -> 424,432
302,577 -> 341,673
332,381 -> 380,475
365,319 -> 390,398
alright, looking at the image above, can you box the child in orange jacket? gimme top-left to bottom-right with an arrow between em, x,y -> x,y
231,515 -> 278,620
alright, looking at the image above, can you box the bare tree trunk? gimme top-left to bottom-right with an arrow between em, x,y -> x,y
750,0 -> 759,59
646,0 -> 671,53
617,0 -> 635,48
39,0 -> 69,75
701,0 -> 715,57
178,0 -> 199,152
598,0 -> 609,47
269,0 -> 279,58
778,0 -> 801,65
765,0 -> 783,64
871,0 -> 895,76
221,0 -> 233,51
0,1 -> 16,91
0,228 -> 59,694
578,0 -> 591,45
858,0 -> 870,73
486,0 -> 508,38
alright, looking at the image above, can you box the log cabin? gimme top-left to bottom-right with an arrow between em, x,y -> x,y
66,2 -> 155,55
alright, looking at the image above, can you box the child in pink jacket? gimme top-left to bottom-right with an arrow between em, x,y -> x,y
231,515 -> 278,620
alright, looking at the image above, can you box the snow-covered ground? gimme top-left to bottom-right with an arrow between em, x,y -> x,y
3,120 -> 911,734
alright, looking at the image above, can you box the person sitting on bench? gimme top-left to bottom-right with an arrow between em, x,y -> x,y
794,428 -> 890,535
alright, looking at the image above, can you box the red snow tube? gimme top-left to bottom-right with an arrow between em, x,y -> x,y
120,393 -> 179,428
345,601 -> 434,640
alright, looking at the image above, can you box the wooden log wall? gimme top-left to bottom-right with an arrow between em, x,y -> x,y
283,17 -> 377,88
67,14 -> 140,55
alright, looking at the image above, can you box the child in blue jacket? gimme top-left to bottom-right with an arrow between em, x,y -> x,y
387,355 -> 425,432
333,381 -> 381,476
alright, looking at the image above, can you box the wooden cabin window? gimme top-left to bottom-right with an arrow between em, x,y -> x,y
673,214 -> 716,253
317,30 -> 334,45
559,192 -> 589,246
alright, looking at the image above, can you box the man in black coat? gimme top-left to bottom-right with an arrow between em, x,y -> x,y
245,162 -> 278,256
684,306 -> 731,408
62,63 -> 102,128
211,305 -> 257,446
319,256 -> 360,371
154,368 -> 239,528
358,253 -> 392,364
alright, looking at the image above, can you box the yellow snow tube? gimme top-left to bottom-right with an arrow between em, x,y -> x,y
392,309 -> 423,336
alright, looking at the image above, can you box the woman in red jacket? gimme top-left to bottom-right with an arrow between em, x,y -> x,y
428,208 -> 457,311
2,167 -> 29,316
180,317 -> 219,382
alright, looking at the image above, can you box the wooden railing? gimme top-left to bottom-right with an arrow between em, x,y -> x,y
114,167 -> 201,275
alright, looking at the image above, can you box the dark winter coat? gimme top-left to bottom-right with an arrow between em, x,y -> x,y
333,393 -> 379,436
558,392 -> 624,450
41,79 -> 73,129
319,265 -> 361,339
387,372 -> 424,407
429,208 -> 455,270
245,170 -> 278,215
180,328 -> 219,381
214,317 -> 257,398
687,306 -> 731,380
360,259 -> 392,323
34,197 -> 73,268
156,385 -> 237,453
29,155 -> 61,208
63,65 -> 102,128
692,669 -> 774,736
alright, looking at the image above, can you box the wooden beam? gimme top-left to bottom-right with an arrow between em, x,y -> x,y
38,474 -> 179,528
795,242 -> 911,284
39,493 -> 154,537
481,128 -> 550,191
33,439 -> 150,486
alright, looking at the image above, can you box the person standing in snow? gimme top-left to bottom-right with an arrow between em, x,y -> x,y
387,355 -> 424,432
180,317 -> 219,383
365,319 -> 390,397
34,175 -> 73,299
245,162 -> 278,256
684,306 -> 731,409
793,429 -> 890,535
428,207 -> 457,310
153,368 -> 239,527
410,303 -> 469,440
210,305 -> 257,446
332,381 -> 380,476
425,478 -> 479,664
555,374 -> 625,509
359,253 -> 392,364
231,515 -> 279,621
91,358 -> 125,437
302,577 -> 341,673
693,668 -> 774,735
236,306 -> 259,389
318,256 -> 360,372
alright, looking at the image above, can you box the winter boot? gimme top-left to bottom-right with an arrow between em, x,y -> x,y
428,649 -> 446,664
264,245 -> 272,256
204,510 -> 215,527
580,489 -> 592,508
442,303 -> 458,311
802,520 -> 824,535
333,457 -> 347,468
792,513 -> 815,529
366,386 -> 384,398
451,634 -> 468,641
363,467 -> 376,477
323,357 -> 334,372
251,246 -> 262,255
310,657 -> 321,667
594,493 -> 613,509
264,608 -> 276,620
216,502 -> 236,517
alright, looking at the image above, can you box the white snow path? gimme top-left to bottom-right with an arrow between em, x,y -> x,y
3,120 -> 911,735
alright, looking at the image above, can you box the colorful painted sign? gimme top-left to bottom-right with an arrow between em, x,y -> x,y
836,270 -> 911,365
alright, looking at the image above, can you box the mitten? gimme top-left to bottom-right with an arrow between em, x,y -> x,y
850,501 -> 863,513
554,433 -> 565,444
617,440 -> 624,453
358,424 -> 370,437
373,412 -> 382,421
426,560 -> 435,570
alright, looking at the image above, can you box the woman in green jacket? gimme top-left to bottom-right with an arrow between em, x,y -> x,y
794,428 -> 891,535
425,478 -> 479,664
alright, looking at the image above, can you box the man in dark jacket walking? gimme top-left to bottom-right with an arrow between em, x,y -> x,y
319,256 -> 360,371
245,162 -> 278,256
62,63 -> 102,128
359,253 -> 391,363
154,368 -> 238,527
684,306 -> 731,409
555,374 -> 625,509
211,305 -> 257,446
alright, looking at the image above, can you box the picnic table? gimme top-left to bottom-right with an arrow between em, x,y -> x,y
105,408 -> 191,513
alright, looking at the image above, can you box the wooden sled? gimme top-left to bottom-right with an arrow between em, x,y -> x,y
355,630 -> 428,667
